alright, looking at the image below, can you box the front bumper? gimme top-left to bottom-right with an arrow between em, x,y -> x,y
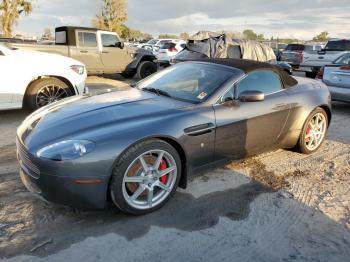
75,80 -> 88,95
19,168 -> 108,209
17,140 -> 109,209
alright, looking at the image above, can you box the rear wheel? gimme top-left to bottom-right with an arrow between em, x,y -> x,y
136,61 -> 157,79
24,78 -> 73,111
110,139 -> 181,215
297,108 -> 328,154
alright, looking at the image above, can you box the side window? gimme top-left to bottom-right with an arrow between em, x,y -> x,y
78,32 -> 97,47
101,34 -> 120,47
159,40 -> 171,45
236,70 -> 282,97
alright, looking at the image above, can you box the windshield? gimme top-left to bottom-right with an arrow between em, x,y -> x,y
147,39 -> 158,45
136,63 -> 236,103
325,40 -> 350,51
285,44 -> 305,51
333,53 -> 350,65
160,42 -> 176,49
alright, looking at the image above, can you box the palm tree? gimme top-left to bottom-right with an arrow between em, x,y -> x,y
0,0 -> 33,37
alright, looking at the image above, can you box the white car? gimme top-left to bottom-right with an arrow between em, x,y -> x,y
156,40 -> 187,65
0,43 -> 87,111
152,39 -> 180,53
137,39 -> 180,54
317,53 -> 350,103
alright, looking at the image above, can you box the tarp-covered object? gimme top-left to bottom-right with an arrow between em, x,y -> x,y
186,31 -> 276,62
187,34 -> 229,59
233,39 -> 276,61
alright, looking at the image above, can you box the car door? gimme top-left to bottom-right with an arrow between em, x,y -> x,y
99,32 -> 132,73
213,70 -> 291,160
0,48 -> 14,108
71,30 -> 103,73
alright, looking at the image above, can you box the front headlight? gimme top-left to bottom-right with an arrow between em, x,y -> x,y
36,140 -> 95,161
70,65 -> 85,75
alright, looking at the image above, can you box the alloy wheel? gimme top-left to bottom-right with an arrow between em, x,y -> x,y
122,149 -> 177,210
36,84 -> 69,108
304,112 -> 327,151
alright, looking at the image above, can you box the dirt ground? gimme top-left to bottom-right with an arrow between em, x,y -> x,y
0,75 -> 349,261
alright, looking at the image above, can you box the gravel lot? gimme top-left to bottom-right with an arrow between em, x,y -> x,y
0,74 -> 349,261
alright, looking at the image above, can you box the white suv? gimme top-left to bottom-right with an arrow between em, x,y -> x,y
0,44 -> 87,111
156,40 -> 187,65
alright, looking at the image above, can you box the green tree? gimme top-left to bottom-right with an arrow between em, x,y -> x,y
179,32 -> 189,40
0,0 -> 33,37
158,33 -> 178,39
92,0 -> 127,36
257,34 -> 265,40
243,29 -> 257,40
313,31 -> 329,42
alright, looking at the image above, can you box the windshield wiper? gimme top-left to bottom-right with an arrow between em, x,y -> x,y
142,87 -> 172,98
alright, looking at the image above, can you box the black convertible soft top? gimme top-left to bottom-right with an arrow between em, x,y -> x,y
195,58 -> 298,88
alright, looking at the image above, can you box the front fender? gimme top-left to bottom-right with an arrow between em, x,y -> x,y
127,52 -> 157,70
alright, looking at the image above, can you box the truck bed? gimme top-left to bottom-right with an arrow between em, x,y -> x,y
8,43 -> 70,57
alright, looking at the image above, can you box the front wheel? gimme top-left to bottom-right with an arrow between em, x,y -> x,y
24,78 -> 73,111
110,139 -> 181,215
297,108 -> 328,154
136,61 -> 157,79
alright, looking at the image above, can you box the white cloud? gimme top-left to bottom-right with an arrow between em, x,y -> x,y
13,0 -> 350,40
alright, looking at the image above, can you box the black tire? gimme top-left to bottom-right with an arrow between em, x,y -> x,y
297,107 -> 328,154
24,78 -> 73,111
305,72 -> 317,78
110,139 -> 182,215
136,61 -> 157,79
121,70 -> 136,79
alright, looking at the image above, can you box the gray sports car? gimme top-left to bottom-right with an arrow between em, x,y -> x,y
17,59 -> 331,215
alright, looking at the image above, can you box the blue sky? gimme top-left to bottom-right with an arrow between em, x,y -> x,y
15,0 -> 350,40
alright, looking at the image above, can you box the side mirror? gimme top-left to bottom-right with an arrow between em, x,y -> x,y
116,42 -> 124,49
239,90 -> 265,102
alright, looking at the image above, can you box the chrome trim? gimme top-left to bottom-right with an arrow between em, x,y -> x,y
16,138 -> 40,177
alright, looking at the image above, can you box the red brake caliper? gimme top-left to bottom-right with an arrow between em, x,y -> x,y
159,159 -> 168,184
305,126 -> 311,142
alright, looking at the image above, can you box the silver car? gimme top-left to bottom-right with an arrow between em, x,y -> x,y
321,53 -> 350,103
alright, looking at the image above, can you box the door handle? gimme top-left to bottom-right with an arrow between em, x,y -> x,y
80,50 -> 88,53
184,123 -> 216,136
102,51 -> 109,54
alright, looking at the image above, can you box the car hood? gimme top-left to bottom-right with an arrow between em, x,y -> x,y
13,49 -> 84,66
18,88 -> 190,151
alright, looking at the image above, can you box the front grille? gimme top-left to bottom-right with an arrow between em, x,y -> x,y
16,138 -> 40,177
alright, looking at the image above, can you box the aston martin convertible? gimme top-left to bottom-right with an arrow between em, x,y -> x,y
17,59 -> 331,215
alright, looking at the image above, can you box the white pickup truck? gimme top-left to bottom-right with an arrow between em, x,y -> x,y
299,39 -> 350,78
